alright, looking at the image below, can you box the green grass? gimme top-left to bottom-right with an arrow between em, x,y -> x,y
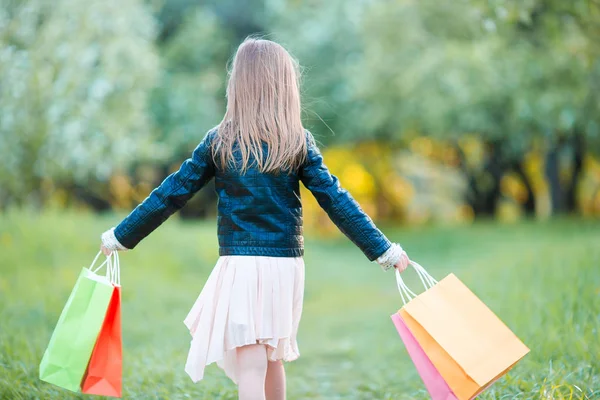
1,210 -> 599,399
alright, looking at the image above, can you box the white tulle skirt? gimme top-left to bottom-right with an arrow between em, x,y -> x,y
184,255 -> 305,384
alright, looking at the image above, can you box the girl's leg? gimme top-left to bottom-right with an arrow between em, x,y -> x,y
265,360 -> 286,400
236,344 -> 268,400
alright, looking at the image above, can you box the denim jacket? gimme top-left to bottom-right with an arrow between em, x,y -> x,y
112,129 -> 392,261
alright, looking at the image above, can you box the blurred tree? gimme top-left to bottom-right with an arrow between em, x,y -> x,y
154,0 -> 266,44
154,0 -> 201,43
2,0 -> 598,221
150,0 -> 271,155
272,1 -> 509,215
148,8 -> 232,217
141,0 -> 268,217
0,0 -> 159,208
346,0 -> 598,216
477,0 -> 600,213
211,0 -> 267,41
348,1 -> 514,215
268,0 -> 368,144
150,9 -> 230,155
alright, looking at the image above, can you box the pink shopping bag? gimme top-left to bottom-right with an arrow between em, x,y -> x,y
392,312 -> 458,400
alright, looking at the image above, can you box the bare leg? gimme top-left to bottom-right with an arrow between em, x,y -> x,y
236,344 -> 268,400
265,359 -> 286,400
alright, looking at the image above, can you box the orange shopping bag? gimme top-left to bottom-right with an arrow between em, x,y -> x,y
395,263 -> 529,400
81,253 -> 123,398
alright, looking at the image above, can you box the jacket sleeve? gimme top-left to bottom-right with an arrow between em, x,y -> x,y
299,131 -> 392,261
113,130 -> 216,249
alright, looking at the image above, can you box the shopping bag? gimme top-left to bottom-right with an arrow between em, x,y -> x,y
391,312 -> 458,400
82,252 -> 122,397
394,263 -> 529,400
398,308 -> 480,399
39,252 -> 117,392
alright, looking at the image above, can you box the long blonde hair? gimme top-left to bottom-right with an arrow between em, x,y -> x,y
213,38 -> 306,173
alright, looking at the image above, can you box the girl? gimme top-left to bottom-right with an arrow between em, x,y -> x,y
100,38 -> 409,400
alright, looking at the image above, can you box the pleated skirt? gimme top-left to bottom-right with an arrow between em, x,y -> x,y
183,255 -> 305,384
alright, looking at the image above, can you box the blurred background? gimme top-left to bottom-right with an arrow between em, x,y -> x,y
2,1 -> 600,399
2,0 -> 599,226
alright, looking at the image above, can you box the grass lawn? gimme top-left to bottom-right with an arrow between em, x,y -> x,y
1,210 -> 599,399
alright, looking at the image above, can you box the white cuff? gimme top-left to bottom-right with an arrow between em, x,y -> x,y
101,228 -> 129,251
376,243 -> 403,271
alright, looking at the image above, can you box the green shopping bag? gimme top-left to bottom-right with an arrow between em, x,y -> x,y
39,252 -> 118,392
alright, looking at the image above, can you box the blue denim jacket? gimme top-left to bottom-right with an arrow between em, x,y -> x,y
113,129 -> 392,261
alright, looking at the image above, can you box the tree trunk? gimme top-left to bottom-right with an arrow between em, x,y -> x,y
545,134 -> 585,215
513,162 -> 536,216
545,143 -> 564,214
70,182 -> 112,212
456,140 -> 507,217
476,141 -> 506,216
454,144 -> 480,214
565,133 -> 584,212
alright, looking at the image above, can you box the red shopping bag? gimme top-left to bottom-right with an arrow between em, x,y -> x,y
81,284 -> 122,397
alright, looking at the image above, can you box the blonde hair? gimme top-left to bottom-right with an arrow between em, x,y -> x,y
213,37 -> 306,173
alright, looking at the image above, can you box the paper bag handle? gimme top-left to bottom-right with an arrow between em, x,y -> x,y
89,251 -> 121,285
396,260 -> 438,305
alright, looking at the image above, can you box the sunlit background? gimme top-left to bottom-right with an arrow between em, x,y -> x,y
1,1 -> 600,399
1,0 -> 599,223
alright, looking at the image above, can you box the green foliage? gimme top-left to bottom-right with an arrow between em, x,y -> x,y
268,0 -> 368,144
150,9 -> 231,156
271,0 -> 599,158
479,0 -> 600,147
1,0 -> 599,215
0,0 -> 158,204
1,211 -> 599,398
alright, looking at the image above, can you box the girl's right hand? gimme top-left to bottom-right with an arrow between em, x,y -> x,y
100,244 -> 112,257
394,251 -> 409,273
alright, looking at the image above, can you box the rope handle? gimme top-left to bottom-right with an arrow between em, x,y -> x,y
395,260 -> 437,305
89,251 -> 120,285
